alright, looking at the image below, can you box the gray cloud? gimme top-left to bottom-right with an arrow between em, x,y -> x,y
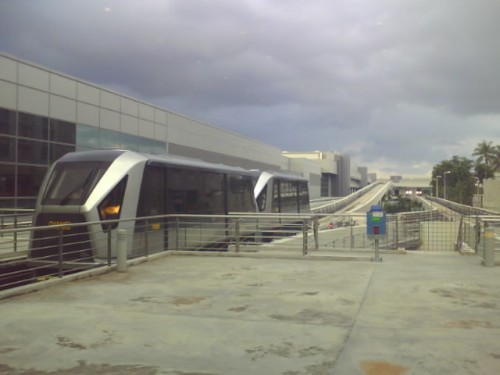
1,0 -> 500,177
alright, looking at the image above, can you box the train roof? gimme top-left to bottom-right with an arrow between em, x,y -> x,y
55,149 -> 255,175
251,170 -> 308,182
253,170 -> 308,198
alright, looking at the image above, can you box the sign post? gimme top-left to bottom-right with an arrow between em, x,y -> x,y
367,205 -> 386,262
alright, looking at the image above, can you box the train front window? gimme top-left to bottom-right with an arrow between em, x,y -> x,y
42,161 -> 109,205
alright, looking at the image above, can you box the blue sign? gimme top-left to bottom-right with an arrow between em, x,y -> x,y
367,205 -> 386,236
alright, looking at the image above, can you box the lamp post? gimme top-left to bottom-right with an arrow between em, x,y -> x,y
443,171 -> 451,200
435,176 -> 441,197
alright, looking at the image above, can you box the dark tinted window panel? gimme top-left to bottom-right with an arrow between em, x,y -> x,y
0,164 -> 15,197
50,119 -> 76,144
0,108 -> 16,136
42,161 -> 109,205
119,132 -> 138,151
280,180 -> 299,213
138,165 -> 165,217
137,137 -> 166,154
49,143 -> 75,163
99,128 -> 121,149
228,175 -> 255,213
76,124 -> 100,149
0,136 -> 15,162
17,165 -> 47,197
164,168 -> 224,214
200,171 -> 224,214
166,168 -> 185,213
256,187 -> 267,212
272,179 -> 280,213
299,181 -> 310,213
17,139 -> 48,164
18,112 -> 48,140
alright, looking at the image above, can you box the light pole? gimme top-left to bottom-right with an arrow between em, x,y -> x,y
443,171 -> 451,200
435,176 -> 441,197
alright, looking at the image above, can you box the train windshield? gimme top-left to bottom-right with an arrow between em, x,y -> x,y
42,161 -> 110,205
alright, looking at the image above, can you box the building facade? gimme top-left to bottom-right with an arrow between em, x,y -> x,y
0,54 -> 283,209
282,150 -> 373,197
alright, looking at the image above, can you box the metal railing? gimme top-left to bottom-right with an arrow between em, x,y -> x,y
0,212 -> 34,255
2,209 -> 500,292
1,213 -> 321,292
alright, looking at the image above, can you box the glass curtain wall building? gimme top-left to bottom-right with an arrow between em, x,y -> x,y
0,54 -> 165,209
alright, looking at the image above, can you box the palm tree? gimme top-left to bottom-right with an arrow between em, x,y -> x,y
472,140 -> 496,167
493,145 -> 500,172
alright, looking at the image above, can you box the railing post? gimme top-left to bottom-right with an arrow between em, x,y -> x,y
483,225 -> 495,267
58,227 -> 64,278
107,228 -> 112,267
350,219 -> 354,249
302,219 -> 308,255
144,219 -> 149,257
13,216 -> 18,252
116,229 -> 128,272
372,236 -> 382,262
313,216 -> 319,250
395,215 -> 399,249
175,217 -> 180,250
475,216 -> 480,253
234,218 -> 240,253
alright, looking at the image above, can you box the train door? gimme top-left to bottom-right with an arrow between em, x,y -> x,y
136,164 -> 166,255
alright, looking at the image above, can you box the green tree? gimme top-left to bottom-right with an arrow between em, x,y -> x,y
431,156 -> 475,204
494,145 -> 500,171
383,197 -> 422,213
474,162 -> 494,184
472,140 -> 496,167
472,141 -> 500,184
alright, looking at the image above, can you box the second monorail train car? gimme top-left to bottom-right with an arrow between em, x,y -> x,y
30,150 -> 258,261
252,171 -> 310,239
253,171 -> 310,214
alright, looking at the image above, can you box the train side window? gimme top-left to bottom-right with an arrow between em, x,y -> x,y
228,175 -> 256,213
199,171 -> 224,214
256,187 -> 267,212
137,165 -> 165,217
42,161 -> 108,205
166,168 -> 186,214
279,180 -> 299,213
298,181 -> 310,213
272,179 -> 280,213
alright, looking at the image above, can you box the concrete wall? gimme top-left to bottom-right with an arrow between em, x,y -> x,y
483,178 -> 500,212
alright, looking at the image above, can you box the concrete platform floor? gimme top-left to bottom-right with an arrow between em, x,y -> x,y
1,251 -> 500,375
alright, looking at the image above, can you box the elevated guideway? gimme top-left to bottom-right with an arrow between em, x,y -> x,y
310,182 -> 391,230
310,182 -> 391,215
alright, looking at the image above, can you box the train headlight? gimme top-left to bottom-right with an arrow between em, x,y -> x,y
98,176 -> 128,231
101,205 -> 121,217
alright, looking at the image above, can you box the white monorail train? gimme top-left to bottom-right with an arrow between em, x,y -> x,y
252,170 -> 310,239
253,171 -> 310,214
29,150 -> 310,261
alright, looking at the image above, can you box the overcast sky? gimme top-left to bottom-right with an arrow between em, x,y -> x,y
1,0 -> 500,177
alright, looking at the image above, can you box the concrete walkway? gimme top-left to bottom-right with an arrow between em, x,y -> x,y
0,251 -> 499,374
